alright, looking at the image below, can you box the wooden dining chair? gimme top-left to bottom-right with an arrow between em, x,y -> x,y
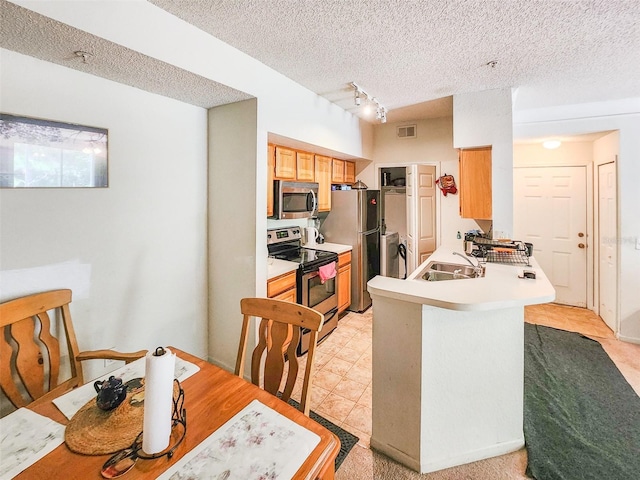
0,289 -> 147,409
235,297 -> 325,416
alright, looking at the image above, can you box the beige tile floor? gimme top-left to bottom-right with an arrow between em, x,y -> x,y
291,302 -> 615,449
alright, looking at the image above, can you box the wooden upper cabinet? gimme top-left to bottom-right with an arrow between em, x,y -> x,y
274,146 -> 296,180
315,155 -> 332,212
459,147 -> 492,220
267,144 -> 275,217
344,161 -> 356,184
296,152 -> 315,182
331,159 -> 345,183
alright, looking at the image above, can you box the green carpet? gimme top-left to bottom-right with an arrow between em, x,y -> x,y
524,323 -> 640,480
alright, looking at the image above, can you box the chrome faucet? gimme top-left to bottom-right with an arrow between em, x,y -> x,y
453,251 -> 486,277
453,251 -> 478,267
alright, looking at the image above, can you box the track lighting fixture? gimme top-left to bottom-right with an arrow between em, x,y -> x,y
350,82 -> 387,123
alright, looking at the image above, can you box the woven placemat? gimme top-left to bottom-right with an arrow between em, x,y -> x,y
65,378 -> 146,455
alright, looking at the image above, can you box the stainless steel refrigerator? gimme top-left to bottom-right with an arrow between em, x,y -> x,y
321,189 -> 380,312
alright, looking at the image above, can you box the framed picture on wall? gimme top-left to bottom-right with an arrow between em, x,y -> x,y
0,113 -> 108,188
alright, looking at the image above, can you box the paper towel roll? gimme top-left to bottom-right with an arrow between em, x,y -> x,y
142,346 -> 176,454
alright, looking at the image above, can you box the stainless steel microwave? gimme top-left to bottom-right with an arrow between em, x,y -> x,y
273,180 -> 319,219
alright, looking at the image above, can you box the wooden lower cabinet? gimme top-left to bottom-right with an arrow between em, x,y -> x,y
267,271 -> 297,303
273,287 -> 296,303
337,251 -> 352,314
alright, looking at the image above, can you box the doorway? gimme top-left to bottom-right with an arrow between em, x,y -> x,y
597,161 -> 617,331
379,164 -> 437,277
513,166 -> 588,307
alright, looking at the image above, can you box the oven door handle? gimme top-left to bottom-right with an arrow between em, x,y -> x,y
302,307 -> 338,334
322,308 -> 338,326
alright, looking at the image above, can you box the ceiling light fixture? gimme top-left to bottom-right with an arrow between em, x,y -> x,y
543,140 -> 562,149
351,82 -> 387,123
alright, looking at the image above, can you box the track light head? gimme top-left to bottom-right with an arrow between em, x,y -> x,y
350,82 -> 387,123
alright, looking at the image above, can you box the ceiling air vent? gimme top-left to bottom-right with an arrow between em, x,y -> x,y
397,124 -> 416,139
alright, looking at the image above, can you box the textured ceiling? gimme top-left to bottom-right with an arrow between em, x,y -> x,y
2,0 -> 639,124
149,0 -> 640,120
0,1 -> 251,109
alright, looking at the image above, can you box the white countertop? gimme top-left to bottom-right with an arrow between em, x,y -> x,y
367,247 -> 555,311
304,242 -> 352,254
267,258 -> 299,280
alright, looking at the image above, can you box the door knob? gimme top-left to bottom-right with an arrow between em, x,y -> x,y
578,232 -> 585,237
578,243 -> 586,249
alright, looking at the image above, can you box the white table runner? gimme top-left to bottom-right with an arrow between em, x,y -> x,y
157,399 -> 321,480
0,408 -> 65,479
53,356 -> 200,420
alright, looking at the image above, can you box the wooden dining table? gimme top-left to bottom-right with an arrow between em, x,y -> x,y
17,348 -> 340,480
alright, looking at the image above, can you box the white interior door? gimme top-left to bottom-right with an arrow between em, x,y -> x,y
513,166 -> 587,307
405,166 -> 416,274
415,165 -> 436,264
598,161 -> 617,331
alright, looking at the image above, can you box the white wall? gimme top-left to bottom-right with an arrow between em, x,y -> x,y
514,99 -> 640,343
513,141 -> 594,167
453,89 -> 514,239
0,50 -> 209,377
363,116 -> 477,248
8,1 -> 374,368
14,0 -> 371,161
208,99 -> 261,371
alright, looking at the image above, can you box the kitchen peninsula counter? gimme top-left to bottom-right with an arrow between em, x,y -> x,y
366,247 -> 555,474
368,247 -> 554,310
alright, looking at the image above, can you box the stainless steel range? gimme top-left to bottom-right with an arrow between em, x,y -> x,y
267,226 -> 339,355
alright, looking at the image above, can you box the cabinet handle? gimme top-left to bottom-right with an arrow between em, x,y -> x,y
578,243 -> 586,249
578,232 -> 585,237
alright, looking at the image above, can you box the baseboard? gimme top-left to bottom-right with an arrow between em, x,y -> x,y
370,436 -> 524,474
617,334 -> 640,345
420,437 -> 525,474
369,437 -> 421,472
207,356 -> 234,373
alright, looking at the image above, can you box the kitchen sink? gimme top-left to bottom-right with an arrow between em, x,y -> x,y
419,261 -> 485,281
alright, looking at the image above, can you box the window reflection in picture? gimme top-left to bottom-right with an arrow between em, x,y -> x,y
0,113 -> 108,188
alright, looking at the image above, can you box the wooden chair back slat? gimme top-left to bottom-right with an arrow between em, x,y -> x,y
11,316 -> 49,402
0,289 -> 82,408
280,326 -> 300,402
0,333 -> 28,407
36,311 -> 61,391
235,297 -> 324,416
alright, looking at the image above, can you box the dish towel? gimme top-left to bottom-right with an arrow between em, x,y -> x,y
318,261 -> 337,284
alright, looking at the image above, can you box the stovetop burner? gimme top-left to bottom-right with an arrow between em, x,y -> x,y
268,227 -> 338,270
